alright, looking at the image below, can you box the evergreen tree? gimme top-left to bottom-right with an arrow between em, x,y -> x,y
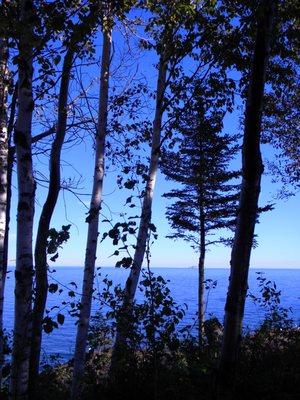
162,80 -> 240,343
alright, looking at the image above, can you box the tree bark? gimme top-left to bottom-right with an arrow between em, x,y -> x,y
0,34 -> 9,387
29,47 -> 75,394
198,206 -> 205,346
10,1 -> 36,398
113,54 -> 168,351
1,84 -> 17,387
71,25 -> 112,399
219,0 -> 276,381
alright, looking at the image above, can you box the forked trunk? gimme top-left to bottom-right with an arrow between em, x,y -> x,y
219,0 -> 276,382
10,1 -> 36,398
71,26 -> 112,399
29,47 -> 75,395
0,34 -> 9,387
113,54 -> 168,351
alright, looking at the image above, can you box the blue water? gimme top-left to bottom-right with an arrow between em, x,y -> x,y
3,267 -> 300,361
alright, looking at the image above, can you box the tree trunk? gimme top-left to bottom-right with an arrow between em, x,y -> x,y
198,207 -> 205,346
29,47 -> 75,395
1,84 -> 17,386
71,26 -> 112,399
113,54 -> 168,351
10,1 -> 36,398
219,0 -> 276,381
3,87 -> 17,298
0,34 -> 9,387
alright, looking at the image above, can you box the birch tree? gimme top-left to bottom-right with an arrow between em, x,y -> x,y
71,14 -> 112,399
112,0 -> 199,353
219,0 -> 277,382
111,0 -> 248,356
0,28 -> 9,388
10,0 -> 36,398
113,54 -> 168,352
29,7 -> 98,392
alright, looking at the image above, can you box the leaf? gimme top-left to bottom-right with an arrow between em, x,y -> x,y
49,283 -> 58,293
53,55 -> 61,65
149,223 -> 157,232
57,313 -> 65,325
43,324 -> 53,334
50,253 -> 59,262
115,257 -> 132,268
124,180 -> 137,189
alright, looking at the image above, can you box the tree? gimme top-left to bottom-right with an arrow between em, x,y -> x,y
219,0 -> 277,383
10,1 -> 36,398
261,0 -> 300,195
162,81 -> 240,344
111,1 -> 199,354
29,4 -> 98,393
71,8 -> 112,399
0,17 -> 9,388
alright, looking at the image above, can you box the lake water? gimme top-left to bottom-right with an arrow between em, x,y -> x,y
3,267 -> 300,361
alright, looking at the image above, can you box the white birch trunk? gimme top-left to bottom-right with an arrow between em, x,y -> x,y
0,34 -> 9,387
114,54 -> 168,348
71,25 -> 112,399
10,1 -> 36,398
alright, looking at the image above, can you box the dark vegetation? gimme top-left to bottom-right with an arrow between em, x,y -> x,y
2,272 -> 300,400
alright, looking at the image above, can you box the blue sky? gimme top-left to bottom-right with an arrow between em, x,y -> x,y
7,20 -> 300,269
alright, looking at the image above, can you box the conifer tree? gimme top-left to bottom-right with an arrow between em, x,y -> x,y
162,80 -> 240,344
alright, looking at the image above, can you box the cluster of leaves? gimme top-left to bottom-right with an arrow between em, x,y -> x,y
43,276 -> 80,334
100,215 -> 158,269
248,272 -> 294,329
37,224 -> 74,334
89,269 -> 188,354
46,224 -> 71,262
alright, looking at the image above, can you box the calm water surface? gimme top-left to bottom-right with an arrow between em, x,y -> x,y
4,267 -> 300,360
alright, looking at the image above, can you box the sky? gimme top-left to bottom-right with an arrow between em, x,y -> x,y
7,16 -> 300,270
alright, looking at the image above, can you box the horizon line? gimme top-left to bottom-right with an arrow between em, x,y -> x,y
7,265 -> 300,269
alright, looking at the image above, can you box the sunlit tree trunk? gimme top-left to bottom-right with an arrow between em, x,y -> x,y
10,1 -> 36,398
71,25 -> 112,399
29,47 -> 75,394
113,54 -> 168,350
219,0 -> 276,382
0,34 -> 9,387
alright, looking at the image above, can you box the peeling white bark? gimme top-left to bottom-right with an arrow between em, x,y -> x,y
10,1 -> 36,398
71,25 -> 112,399
0,34 -> 9,387
114,54 -> 168,348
